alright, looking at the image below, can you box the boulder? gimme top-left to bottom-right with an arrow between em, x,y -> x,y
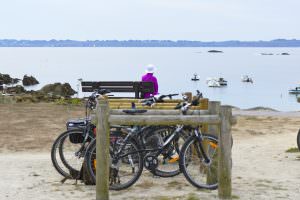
39,83 -> 76,97
6,85 -> 26,94
22,75 -> 39,86
0,73 -> 20,84
208,50 -> 223,53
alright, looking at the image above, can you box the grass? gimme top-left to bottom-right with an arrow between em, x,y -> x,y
55,98 -> 83,106
285,147 -> 299,153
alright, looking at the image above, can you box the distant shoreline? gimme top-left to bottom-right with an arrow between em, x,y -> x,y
0,39 -> 300,47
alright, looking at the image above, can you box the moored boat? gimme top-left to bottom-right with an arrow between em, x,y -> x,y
218,77 -> 227,86
289,86 -> 300,94
191,73 -> 199,81
241,75 -> 253,83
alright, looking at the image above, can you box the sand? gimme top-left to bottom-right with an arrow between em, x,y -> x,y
0,103 -> 300,200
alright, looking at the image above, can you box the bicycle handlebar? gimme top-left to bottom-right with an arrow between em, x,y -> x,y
140,93 -> 179,107
174,90 -> 203,113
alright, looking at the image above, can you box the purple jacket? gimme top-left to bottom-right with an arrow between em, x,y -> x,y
141,73 -> 158,98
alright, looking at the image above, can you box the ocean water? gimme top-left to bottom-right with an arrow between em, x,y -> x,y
0,47 -> 299,111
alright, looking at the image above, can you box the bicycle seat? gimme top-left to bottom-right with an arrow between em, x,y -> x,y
122,109 -> 147,114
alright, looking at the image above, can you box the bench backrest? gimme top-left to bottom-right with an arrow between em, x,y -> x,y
81,81 -> 154,99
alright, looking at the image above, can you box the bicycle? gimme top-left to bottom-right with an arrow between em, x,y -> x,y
178,91 -> 219,190
50,89 -> 111,180
84,91 -> 215,190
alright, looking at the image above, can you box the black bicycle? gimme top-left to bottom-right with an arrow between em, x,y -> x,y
50,89 -> 111,179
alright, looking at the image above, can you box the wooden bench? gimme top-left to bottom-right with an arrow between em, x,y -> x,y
81,81 -> 154,99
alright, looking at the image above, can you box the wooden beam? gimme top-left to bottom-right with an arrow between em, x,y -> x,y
110,109 -> 209,115
109,115 -> 220,126
109,105 -> 206,110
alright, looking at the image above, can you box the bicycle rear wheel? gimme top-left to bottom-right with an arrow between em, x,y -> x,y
51,129 -> 88,178
179,134 -> 218,190
143,127 -> 189,177
85,138 -> 143,190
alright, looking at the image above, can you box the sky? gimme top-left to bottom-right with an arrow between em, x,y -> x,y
0,0 -> 299,41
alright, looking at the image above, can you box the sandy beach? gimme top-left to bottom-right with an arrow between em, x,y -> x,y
1,103 -> 300,200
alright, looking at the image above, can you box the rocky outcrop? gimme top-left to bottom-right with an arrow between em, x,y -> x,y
22,75 -> 39,86
6,85 -> 26,94
208,50 -> 223,53
0,73 -> 20,84
39,83 -> 76,97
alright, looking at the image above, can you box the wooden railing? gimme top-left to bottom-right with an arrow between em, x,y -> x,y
95,98 -> 235,200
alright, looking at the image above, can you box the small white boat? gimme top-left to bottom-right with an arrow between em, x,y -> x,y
206,78 -> 221,87
191,73 -> 200,81
241,75 -> 253,83
206,77 -> 226,87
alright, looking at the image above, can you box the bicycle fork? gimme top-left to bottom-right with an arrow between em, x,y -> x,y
194,129 -> 212,165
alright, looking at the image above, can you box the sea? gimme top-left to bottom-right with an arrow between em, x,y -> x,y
0,47 -> 299,111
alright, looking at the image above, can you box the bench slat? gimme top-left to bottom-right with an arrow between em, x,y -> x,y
81,81 -> 154,99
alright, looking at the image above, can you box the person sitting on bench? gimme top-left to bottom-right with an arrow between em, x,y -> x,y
141,64 -> 159,98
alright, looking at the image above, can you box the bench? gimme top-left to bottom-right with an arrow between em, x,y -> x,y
81,81 -> 154,99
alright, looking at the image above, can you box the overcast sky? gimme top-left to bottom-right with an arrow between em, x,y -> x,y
1,0 -> 299,41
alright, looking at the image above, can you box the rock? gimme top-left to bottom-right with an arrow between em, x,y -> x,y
6,85 -> 26,94
0,73 -> 20,84
39,83 -> 76,97
208,50 -> 223,53
281,53 -> 290,55
261,53 -> 273,55
22,75 -> 39,86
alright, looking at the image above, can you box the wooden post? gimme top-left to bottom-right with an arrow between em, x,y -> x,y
96,98 -> 110,200
218,106 -> 232,199
208,101 -> 221,136
207,101 -> 220,184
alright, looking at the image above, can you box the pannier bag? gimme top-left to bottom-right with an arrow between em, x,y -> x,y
66,119 -> 87,144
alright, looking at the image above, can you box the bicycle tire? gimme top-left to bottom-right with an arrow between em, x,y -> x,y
85,138 -> 144,190
143,126 -> 189,178
179,134 -> 218,190
51,129 -> 86,178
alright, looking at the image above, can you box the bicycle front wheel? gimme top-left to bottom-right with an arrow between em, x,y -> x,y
179,134 -> 218,190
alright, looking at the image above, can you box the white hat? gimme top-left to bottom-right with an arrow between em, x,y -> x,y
145,64 -> 156,73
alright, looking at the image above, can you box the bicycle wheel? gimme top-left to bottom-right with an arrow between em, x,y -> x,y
179,134 -> 218,190
85,138 -> 143,190
51,129 -> 92,178
297,129 -> 300,151
143,126 -> 189,177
